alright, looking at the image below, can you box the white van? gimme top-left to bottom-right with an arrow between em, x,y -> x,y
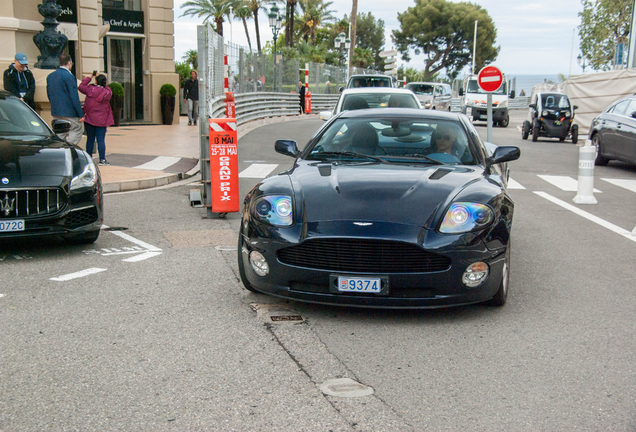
405,82 -> 452,111
459,75 -> 515,127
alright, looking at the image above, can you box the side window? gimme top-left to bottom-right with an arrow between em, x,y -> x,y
625,99 -> 636,118
444,86 -> 451,96
611,100 -> 630,116
435,86 -> 443,96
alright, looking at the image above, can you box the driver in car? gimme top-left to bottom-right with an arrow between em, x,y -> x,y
425,123 -> 465,160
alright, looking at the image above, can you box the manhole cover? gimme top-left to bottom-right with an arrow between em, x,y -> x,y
319,378 -> 374,398
251,304 -> 304,323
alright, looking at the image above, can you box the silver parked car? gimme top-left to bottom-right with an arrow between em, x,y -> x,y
406,82 -> 452,111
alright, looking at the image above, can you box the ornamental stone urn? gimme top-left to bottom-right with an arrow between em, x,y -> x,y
33,0 -> 68,69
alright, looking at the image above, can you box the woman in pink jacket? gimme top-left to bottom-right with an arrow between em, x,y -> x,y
79,73 -> 114,165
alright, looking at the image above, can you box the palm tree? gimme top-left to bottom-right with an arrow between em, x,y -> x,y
232,3 -> 253,51
180,0 -> 232,36
284,0 -> 299,47
297,0 -> 335,45
244,0 -> 264,53
182,49 -> 198,70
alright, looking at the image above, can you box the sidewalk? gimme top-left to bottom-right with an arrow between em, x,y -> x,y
97,113 -> 320,193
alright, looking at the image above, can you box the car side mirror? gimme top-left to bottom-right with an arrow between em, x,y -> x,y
486,146 -> 520,170
529,103 -> 536,110
459,88 -> 464,96
573,105 -> 579,110
509,90 -> 515,99
319,111 -> 332,121
339,86 -> 344,93
275,139 -> 300,158
630,111 -> 636,119
52,119 -> 71,134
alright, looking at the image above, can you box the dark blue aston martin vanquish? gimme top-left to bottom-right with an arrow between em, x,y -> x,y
238,109 -> 520,308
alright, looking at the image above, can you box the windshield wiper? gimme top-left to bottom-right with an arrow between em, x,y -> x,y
309,151 -> 383,163
397,154 -> 445,164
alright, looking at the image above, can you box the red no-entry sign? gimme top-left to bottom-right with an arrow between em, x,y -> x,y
477,66 -> 503,93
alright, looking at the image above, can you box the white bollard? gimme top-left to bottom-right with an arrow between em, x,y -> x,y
572,139 -> 598,205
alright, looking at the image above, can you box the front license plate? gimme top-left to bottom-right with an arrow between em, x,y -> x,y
330,275 -> 390,296
479,114 -> 487,120
0,220 -> 24,232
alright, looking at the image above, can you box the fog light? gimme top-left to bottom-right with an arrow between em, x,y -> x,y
249,251 -> 269,276
462,262 -> 489,287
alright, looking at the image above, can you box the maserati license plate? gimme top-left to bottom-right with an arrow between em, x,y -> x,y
0,220 -> 24,232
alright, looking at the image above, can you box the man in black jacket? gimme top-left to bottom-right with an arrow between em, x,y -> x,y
183,70 -> 199,126
3,53 -> 36,110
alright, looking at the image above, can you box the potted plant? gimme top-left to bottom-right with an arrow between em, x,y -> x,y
160,83 -> 177,125
108,82 -> 124,127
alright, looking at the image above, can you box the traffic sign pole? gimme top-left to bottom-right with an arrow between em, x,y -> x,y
487,93 -> 493,142
477,66 -> 503,143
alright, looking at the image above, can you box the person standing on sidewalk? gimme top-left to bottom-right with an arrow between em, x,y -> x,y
46,54 -> 84,145
79,72 -> 114,166
3,53 -> 36,111
298,81 -> 306,114
183,70 -> 199,126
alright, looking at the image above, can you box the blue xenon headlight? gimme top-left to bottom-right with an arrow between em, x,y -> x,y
253,195 -> 293,226
439,202 -> 494,234
70,161 -> 97,191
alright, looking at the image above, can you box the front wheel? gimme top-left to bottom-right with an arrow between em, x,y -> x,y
521,121 -> 530,140
571,124 -> 579,144
592,133 -> 609,166
499,116 -> 509,128
485,244 -> 510,307
532,121 -> 540,142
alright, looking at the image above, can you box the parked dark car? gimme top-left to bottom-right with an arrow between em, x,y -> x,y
589,95 -> 636,166
0,91 -> 103,243
238,109 -> 520,308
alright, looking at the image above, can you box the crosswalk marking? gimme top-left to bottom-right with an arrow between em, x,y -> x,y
507,178 -> 525,190
537,175 -> 602,193
239,164 -> 279,178
601,178 -> 636,193
134,156 -> 182,171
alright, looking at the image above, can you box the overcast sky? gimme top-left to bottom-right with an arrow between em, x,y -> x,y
174,0 -> 585,77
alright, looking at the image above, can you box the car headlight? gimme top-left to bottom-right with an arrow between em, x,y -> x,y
564,111 -> 571,117
70,161 -> 97,191
542,110 -> 549,117
439,202 -> 494,234
497,100 -> 507,108
252,195 -> 293,226
465,100 -> 475,107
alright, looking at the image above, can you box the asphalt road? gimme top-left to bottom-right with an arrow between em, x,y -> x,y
2,110 -> 636,431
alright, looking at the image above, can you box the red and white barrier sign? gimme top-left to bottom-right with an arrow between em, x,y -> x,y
225,92 -> 235,118
305,91 -> 311,114
209,118 -> 239,214
477,66 -> 503,93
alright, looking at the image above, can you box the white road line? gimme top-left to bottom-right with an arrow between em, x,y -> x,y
534,191 -> 636,243
123,252 -> 163,262
507,178 -> 525,190
537,175 -> 602,193
601,178 -> 636,193
51,268 -> 107,281
239,164 -> 279,178
133,156 -> 182,171
102,225 -> 162,252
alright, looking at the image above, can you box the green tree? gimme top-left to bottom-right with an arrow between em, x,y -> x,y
182,49 -> 198,70
352,12 -> 385,70
392,0 -> 499,80
578,0 -> 633,71
350,47 -> 374,69
245,0 -> 264,52
175,61 -> 192,88
297,0 -> 335,45
180,0 -> 232,36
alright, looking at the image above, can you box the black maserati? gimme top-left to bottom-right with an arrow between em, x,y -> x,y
0,91 -> 103,244
238,109 -> 520,308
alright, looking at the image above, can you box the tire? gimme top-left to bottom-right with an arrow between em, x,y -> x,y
65,229 -> 100,244
571,124 -> 579,144
532,121 -> 540,142
237,235 -> 259,293
499,116 -> 509,128
485,243 -> 510,307
521,121 -> 530,140
559,136 -> 566,142
592,133 -> 609,166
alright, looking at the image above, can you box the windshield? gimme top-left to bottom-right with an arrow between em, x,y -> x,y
406,84 -> 434,96
0,95 -> 51,136
541,94 -> 570,109
341,93 -> 420,111
348,76 -> 392,88
307,116 -> 475,165
466,79 -> 507,95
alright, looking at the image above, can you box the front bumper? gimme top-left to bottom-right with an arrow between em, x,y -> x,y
538,118 -> 572,138
239,221 -> 508,308
467,107 -> 509,122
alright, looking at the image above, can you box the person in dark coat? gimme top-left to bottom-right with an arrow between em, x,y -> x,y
46,54 -> 84,145
3,53 -> 36,110
183,70 -> 199,126
79,73 -> 114,165
298,81 -> 306,114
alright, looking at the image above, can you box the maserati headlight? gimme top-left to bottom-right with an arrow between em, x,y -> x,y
439,202 -> 494,234
253,195 -> 293,226
70,161 -> 97,191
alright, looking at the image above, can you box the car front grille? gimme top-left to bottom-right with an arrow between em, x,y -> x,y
64,206 -> 99,228
0,189 -> 67,219
278,238 -> 451,273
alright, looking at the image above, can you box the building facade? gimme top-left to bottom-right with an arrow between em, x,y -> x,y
0,0 -> 179,124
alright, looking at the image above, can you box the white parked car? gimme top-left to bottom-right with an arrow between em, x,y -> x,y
319,88 -> 422,121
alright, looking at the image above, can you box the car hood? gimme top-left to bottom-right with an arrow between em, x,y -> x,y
289,161 -> 483,226
0,136 -> 73,187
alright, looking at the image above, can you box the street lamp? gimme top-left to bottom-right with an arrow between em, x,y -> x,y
334,32 -> 350,86
577,54 -> 587,74
268,3 -> 282,91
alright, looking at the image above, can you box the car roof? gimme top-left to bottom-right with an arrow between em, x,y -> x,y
341,88 -> 416,96
407,82 -> 449,86
348,74 -> 391,79
338,107 -> 461,120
